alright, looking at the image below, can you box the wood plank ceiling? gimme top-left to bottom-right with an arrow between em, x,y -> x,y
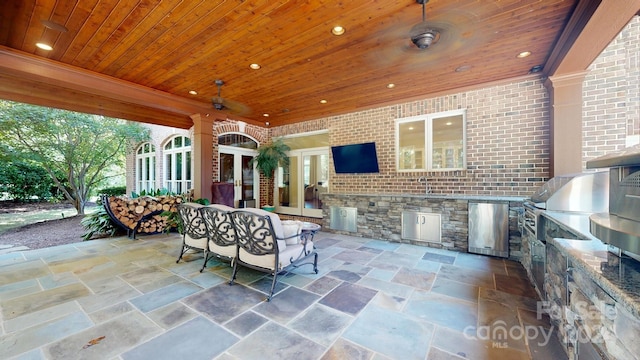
0,0 -> 588,128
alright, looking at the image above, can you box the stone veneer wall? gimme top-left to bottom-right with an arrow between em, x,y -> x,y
321,193 -> 524,261
546,244 -> 640,359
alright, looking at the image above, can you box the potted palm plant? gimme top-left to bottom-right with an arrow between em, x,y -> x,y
250,138 -> 290,211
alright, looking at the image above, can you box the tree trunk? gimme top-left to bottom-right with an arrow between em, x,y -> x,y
266,177 -> 274,206
74,198 -> 86,215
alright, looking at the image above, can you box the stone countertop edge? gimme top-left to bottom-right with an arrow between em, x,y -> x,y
323,193 -> 525,202
544,212 -> 640,319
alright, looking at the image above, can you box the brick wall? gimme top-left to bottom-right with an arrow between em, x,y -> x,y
583,16 -> 640,166
272,76 -> 550,198
213,119 -> 267,203
126,17 -> 639,204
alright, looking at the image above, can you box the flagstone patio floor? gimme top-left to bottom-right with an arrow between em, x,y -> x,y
0,231 -> 567,359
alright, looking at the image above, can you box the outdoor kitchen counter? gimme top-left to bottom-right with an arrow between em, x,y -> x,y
543,211 -> 640,319
333,193 -> 524,201
322,193 -> 524,258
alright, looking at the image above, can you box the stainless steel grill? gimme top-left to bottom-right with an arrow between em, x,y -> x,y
520,170 -> 609,298
522,202 -> 541,238
587,144 -> 640,258
521,171 -> 609,242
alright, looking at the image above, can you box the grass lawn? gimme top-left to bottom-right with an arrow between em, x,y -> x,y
0,205 -> 98,235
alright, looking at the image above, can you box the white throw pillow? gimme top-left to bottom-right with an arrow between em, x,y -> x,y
281,220 -> 302,245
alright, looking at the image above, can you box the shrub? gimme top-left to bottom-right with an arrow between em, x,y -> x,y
98,186 -> 126,197
131,188 -> 174,198
81,197 -> 121,240
0,161 -> 55,202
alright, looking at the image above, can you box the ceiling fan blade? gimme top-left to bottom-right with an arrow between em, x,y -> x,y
212,97 -> 251,115
211,79 -> 251,115
221,98 -> 251,116
368,8 -> 486,71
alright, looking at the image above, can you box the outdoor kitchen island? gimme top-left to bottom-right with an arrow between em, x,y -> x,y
320,193 -> 524,260
538,211 -> 640,360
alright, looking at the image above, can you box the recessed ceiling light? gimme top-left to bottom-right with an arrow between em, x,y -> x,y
446,122 -> 453,126
188,90 -> 197,95
320,99 -> 327,104
263,113 -> 270,117
517,51 -> 531,58
35,42 -> 53,51
250,63 -> 261,70
331,26 -> 345,36
387,83 -> 395,89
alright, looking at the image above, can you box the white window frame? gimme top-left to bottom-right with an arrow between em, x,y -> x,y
275,130 -> 329,218
395,109 -> 467,171
163,136 -> 192,194
136,142 -> 156,193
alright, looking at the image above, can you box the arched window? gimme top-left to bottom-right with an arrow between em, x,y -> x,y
163,136 -> 192,194
136,142 -> 156,193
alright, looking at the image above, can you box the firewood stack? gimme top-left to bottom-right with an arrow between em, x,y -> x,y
106,195 -> 183,234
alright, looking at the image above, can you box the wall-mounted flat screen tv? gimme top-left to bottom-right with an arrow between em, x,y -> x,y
331,142 -> 380,173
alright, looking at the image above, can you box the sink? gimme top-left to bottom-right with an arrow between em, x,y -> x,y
423,193 -> 458,199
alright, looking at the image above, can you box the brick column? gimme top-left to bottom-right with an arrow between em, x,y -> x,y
545,72 -> 588,176
190,113 -> 214,201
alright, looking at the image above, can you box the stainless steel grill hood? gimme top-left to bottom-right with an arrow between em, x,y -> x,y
587,144 -> 640,257
528,171 -> 609,213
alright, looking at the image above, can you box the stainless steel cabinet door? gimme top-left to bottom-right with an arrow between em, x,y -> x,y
402,211 -> 441,243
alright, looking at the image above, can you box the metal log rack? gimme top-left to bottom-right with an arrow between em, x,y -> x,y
101,195 -> 166,239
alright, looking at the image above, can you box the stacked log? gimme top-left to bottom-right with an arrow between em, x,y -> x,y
107,195 -> 183,234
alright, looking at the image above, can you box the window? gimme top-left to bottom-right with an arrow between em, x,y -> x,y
396,109 -> 466,171
136,142 -> 156,193
163,136 -> 192,194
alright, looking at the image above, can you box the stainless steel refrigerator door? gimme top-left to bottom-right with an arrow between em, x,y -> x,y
468,202 -> 509,258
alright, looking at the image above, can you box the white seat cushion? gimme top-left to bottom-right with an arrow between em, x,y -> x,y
209,241 -> 236,258
185,234 -> 207,250
238,239 -> 314,271
202,203 -> 236,256
180,203 -> 208,250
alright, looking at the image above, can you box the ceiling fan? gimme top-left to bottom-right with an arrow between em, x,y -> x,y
410,0 -> 440,49
211,79 -> 250,116
367,1 -> 482,69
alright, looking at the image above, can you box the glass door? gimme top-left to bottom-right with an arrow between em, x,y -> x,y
219,146 -> 258,207
276,148 -> 328,218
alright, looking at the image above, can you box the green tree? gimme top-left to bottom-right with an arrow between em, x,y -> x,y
0,160 -> 57,201
0,101 -> 150,214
